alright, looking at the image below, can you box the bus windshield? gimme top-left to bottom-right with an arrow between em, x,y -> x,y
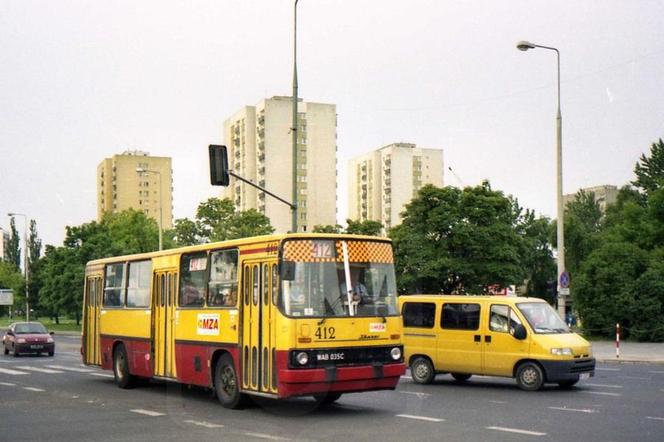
282,261 -> 398,318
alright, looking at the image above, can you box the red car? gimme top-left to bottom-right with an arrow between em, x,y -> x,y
2,322 -> 55,357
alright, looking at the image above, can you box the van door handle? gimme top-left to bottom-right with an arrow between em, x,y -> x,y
485,335 -> 492,343
474,335 -> 481,342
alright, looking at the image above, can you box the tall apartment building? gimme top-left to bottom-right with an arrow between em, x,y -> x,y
348,143 -> 444,230
563,184 -> 619,213
0,227 -> 8,261
222,96 -> 337,233
97,150 -> 173,229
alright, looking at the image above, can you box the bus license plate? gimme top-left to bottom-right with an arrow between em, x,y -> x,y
316,352 -> 345,362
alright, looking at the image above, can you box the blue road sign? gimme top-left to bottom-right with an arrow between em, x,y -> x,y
559,271 -> 570,289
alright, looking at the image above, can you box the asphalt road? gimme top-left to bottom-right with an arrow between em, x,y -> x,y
1,334 -> 663,442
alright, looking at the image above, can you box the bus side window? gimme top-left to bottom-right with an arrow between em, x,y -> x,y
179,252 -> 207,307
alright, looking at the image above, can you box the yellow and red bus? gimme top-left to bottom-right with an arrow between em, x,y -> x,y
82,233 -> 405,408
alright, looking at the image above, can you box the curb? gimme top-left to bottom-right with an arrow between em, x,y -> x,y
596,358 -> 664,365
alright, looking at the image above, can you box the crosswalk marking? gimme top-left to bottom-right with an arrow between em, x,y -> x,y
184,420 -> 225,429
16,366 -> 65,374
0,367 -> 29,375
487,426 -> 547,436
45,365 -> 93,373
130,409 -> 165,417
23,387 -> 45,392
396,414 -> 444,423
0,382 -> 16,386
89,372 -> 114,378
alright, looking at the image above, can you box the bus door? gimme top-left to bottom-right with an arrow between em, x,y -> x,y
153,271 -> 177,378
260,262 -> 279,394
84,276 -> 102,365
241,261 -> 270,392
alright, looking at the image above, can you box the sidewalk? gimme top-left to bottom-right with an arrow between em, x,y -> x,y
590,340 -> 664,364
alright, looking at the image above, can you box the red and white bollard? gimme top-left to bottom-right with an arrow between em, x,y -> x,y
616,323 -> 620,359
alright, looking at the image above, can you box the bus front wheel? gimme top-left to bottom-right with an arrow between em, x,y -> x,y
113,344 -> 135,389
214,354 -> 245,409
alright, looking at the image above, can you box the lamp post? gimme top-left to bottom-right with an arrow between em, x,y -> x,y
136,168 -> 163,251
291,0 -> 300,233
516,40 -> 566,317
7,212 -> 29,321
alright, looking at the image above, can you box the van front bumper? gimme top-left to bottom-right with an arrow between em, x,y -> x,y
540,357 -> 595,382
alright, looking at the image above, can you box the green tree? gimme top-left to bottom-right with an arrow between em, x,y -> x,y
190,198 -> 274,242
0,261 -> 24,318
518,211 -> 556,298
27,219 -> 42,314
345,219 -> 384,236
629,252 -> 664,341
632,138 -> 664,195
227,209 -> 275,240
390,183 -> 525,294
172,218 -> 200,246
312,224 -> 343,234
5,217 -> 21,270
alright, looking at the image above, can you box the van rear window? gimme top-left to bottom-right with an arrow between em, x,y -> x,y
441,303 -> 480,330
402,302 -> 436,328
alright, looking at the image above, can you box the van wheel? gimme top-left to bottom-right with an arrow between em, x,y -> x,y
214,354 -> 245,409
452,373 -> 472,382
411,357 -> 434,384
516,362 -> 544,391
113,344 -> 135,389
558,378 -> 579,389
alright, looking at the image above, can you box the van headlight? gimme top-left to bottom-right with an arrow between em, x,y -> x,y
296,351 -> 309,366
551,348 -> 573,356
390,347 -> 402,361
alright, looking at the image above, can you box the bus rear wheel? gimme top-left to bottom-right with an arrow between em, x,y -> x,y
113,344 -> 135,389
214,354 -> 245,409
314,392 -> 342,406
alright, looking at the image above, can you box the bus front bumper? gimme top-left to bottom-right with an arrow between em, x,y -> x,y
278,362 -> 406,397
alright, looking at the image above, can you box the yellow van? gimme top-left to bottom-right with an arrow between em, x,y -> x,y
399,295 -> 595,391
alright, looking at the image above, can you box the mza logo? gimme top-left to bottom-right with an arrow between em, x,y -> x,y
197,314 -> 220,336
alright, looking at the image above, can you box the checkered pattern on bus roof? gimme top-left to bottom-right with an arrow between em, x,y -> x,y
282,240 -> 393,263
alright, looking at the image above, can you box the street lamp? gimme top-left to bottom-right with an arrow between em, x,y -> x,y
136,168 -> 163,251
7,212 -> 29,321
291,0 -> 300,233
516,40 -> 566,318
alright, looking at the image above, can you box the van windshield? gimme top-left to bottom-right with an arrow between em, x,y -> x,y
517,302 -> 570,334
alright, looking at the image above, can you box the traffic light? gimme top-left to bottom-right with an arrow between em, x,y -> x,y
209,145 -> 230,186
546,280 -> 557,304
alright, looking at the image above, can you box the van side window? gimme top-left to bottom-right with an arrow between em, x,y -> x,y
489,305 -> 510,333
441,303 -> 480,330
402,302 -> 436,328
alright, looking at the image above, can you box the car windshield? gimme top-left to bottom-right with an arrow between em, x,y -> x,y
280,239 -> 399,318
517,302 -> 570,334
15,323 -> 48,334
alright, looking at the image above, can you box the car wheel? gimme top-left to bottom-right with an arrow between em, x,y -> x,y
214,354 -> 245,409
452,373 -> 472,382
410,357 -> 435,384
558,378 -> 579,389
113,344 -> 135,389
516,362 -> 544,391
314,392 -> 342,406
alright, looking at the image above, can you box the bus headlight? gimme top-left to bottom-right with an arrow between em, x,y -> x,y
296,351 -> 309,366
551,348 -> 573,356
390,347 -> 402,361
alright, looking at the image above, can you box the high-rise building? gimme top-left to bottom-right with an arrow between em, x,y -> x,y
222,96 -> 337,233
348,143 -> 444,230
0,227 -> 8,261
97,150 -> 173,228
563,184 -> 619,213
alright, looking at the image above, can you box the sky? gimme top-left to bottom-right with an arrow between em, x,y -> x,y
1,0 -> 663,251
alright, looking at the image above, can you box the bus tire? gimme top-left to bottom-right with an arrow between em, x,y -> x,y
113,344 -> 135,389
516,362 -> 544,391
411,356 -> 435,384
214,354 -> 244,409
452,373 -> 472,382
314,392 -> 342,406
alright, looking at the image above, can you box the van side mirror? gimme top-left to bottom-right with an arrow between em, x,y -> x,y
279,261 -> 296,281
209,145 -> 230,186
511,323 -> 527,340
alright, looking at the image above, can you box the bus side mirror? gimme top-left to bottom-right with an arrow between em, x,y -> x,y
279,261 -> 296,281
209,145 -> 230,186
511,323 -> 527,340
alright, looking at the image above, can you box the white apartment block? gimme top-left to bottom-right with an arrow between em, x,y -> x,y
563,184 -> 619,213
348,143 -> 444,230
222,96 -> 337,233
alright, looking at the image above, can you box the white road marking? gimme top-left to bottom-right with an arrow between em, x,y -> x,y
0,382 -> 16,386
396,414 -> 444,422
89,372 -> 114,378
621,376 -> 649,380
585,383 -> 623,389
130,409 -> 165,417
646,416 -> 664,421
549,406 -> 597,414
23,387 -> 45,392
16,366 -> 65,374
0,367 -> 29,375
596,367 -> 620,371
488,400 -> 507,405
648,371 -> 664,374
243,433 -> 290,441
184,420 -> 224,429
487,426 -> 547,436
581,391 -> 622,397
45,365 -> 93,373
398,390 -> 431,398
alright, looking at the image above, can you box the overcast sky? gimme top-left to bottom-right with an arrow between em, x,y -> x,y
1,0 -> 663,249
